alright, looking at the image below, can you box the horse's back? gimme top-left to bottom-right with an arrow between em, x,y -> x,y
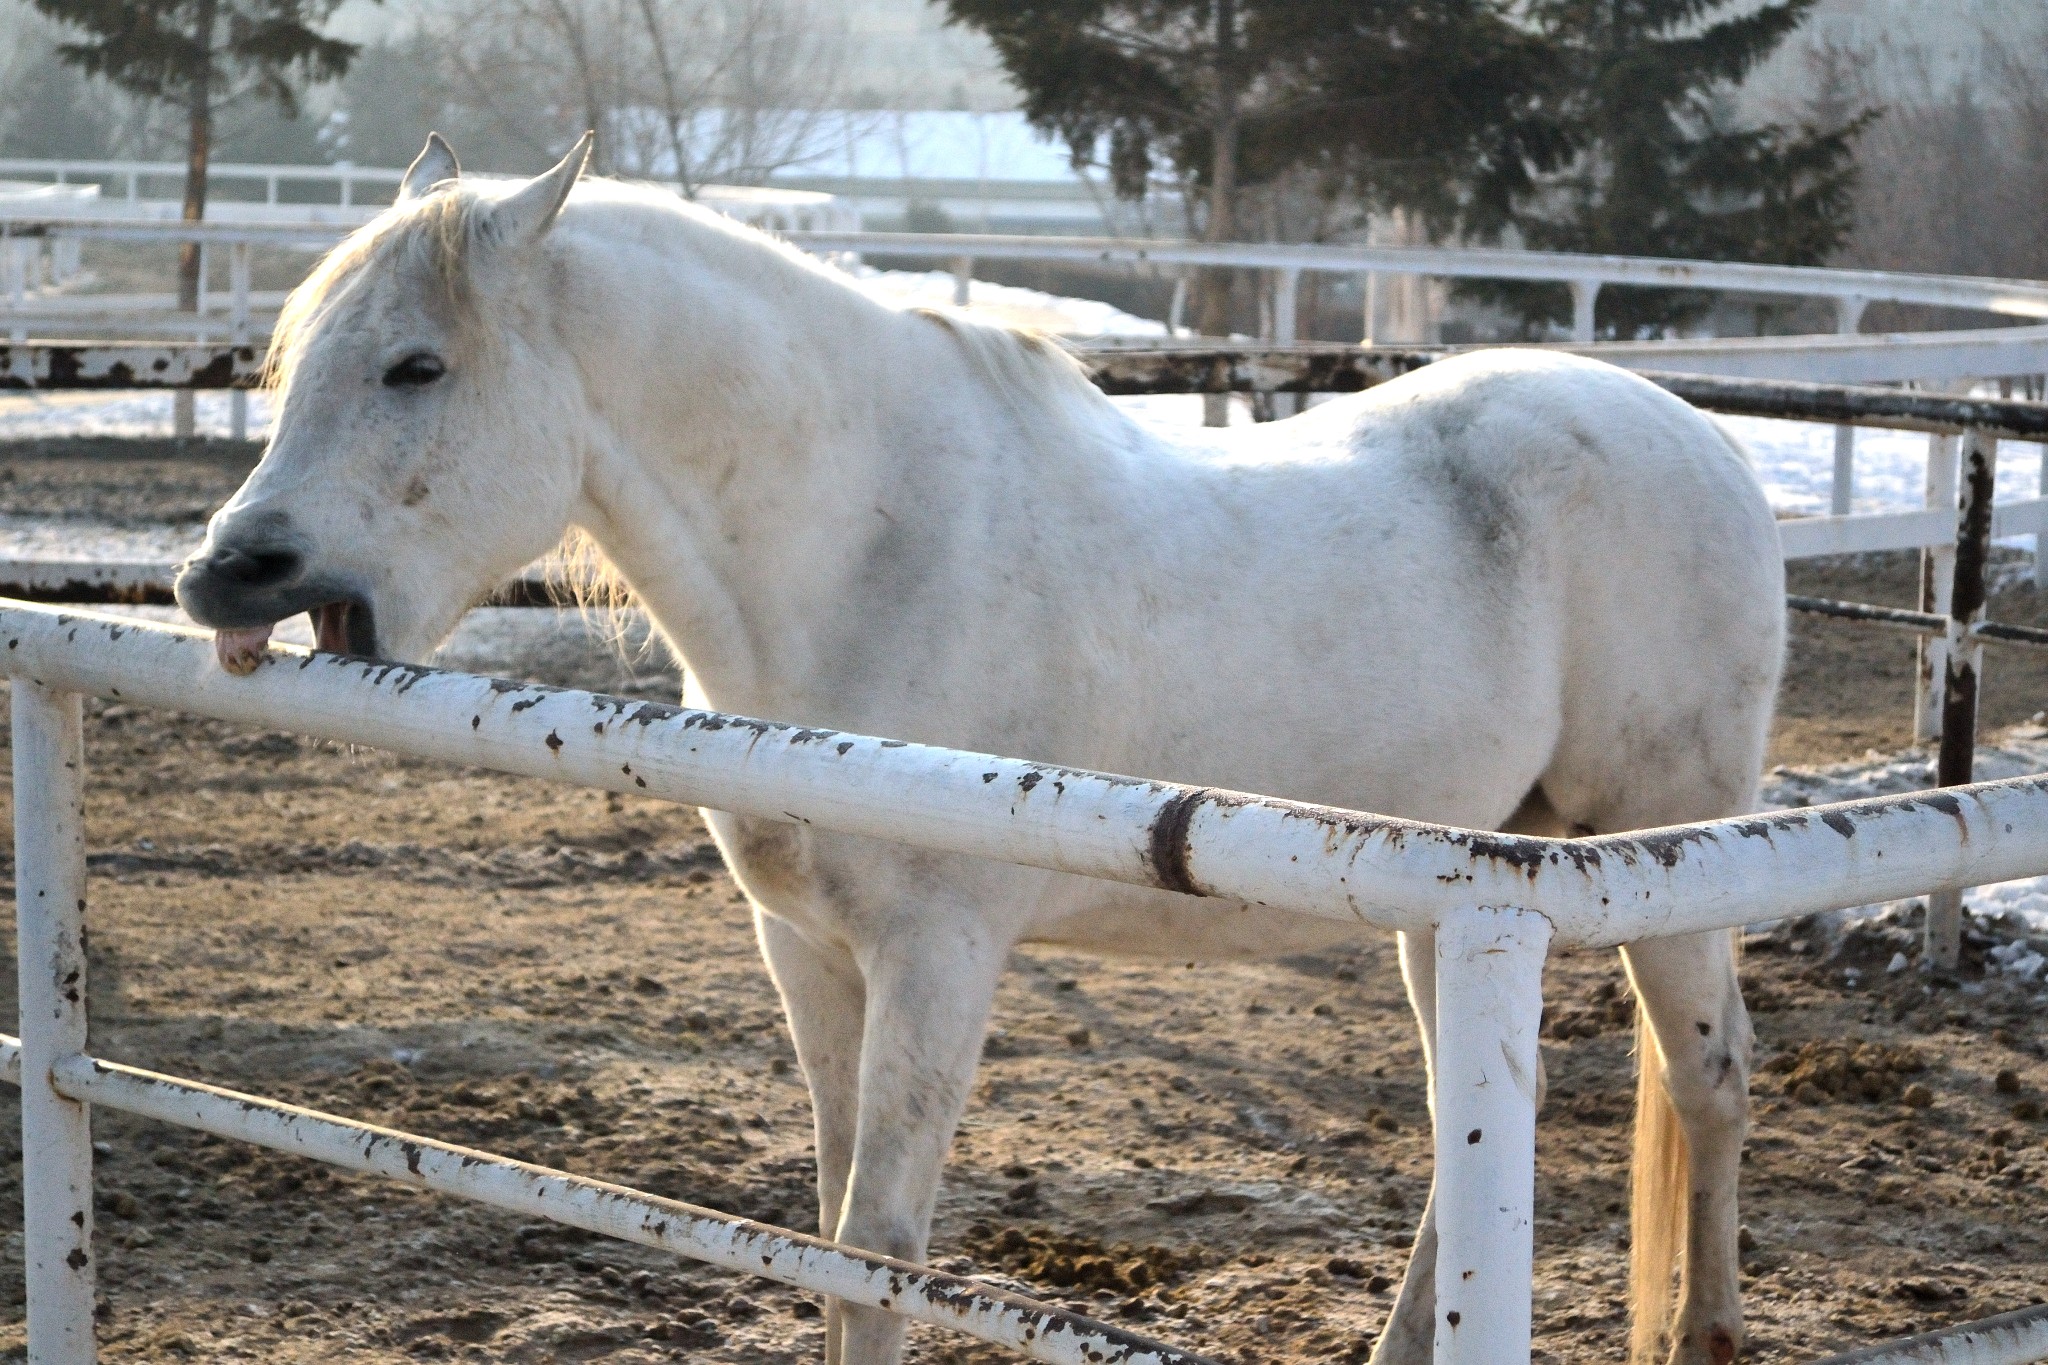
1318,349 -> 1785,830
1127,350 -> 1781,807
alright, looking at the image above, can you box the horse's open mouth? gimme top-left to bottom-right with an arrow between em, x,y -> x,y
213,599 -> 378,675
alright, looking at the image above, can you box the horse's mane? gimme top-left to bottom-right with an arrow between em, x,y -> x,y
902,305 -> 1107,427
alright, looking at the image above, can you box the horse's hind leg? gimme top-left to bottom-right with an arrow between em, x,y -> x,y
1551,780 -> 1752,1364
1621,929 -> 1749,1365
756,912 -> 866,1364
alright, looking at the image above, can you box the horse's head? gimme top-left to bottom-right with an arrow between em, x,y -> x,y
177,134 -> 597,671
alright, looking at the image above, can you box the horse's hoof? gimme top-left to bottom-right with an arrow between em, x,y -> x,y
1667,1323 -> 1741,1365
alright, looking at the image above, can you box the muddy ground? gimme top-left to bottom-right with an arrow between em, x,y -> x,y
0,441 -> 2044,1363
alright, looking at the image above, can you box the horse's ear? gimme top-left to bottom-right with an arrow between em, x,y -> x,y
484,132 -> 593,251
398,133 -> 460,202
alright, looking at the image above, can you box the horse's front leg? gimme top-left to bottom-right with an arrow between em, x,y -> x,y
1370,927 -> 1440,1365
832,917 -> 1010,1365
755,911 -> 867,1365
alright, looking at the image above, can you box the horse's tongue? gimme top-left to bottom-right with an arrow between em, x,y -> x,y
214,625 -> 272,676
315,602 -> 349,653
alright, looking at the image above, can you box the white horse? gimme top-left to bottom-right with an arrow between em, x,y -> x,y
177,135 -> 1783,1365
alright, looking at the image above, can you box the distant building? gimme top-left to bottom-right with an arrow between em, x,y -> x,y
839,0 -> 1018,111
762,111 -> 1175,234
1741,0 -> 2043,111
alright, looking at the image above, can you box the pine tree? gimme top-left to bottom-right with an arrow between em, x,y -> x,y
30,0 -> 363,311
1491,0 -> 1870,337
943,0 -> 1569,339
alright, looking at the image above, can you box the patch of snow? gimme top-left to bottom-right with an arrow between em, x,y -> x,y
842,264 -> 1169,339
0,390 -> 275,443
1763,725 -> 2048,942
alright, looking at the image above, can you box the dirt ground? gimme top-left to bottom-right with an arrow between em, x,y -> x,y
0,440 -> 2045,1364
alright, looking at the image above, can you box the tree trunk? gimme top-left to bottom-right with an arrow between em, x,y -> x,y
1199,0 -> 1239,426
175,0 -> 216,440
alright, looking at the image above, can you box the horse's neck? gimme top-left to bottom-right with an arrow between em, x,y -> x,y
564,221 -> 1123,719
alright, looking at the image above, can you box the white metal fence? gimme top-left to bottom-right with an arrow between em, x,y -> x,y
4,603 -> 2048,1363
10,212 -> 2048,358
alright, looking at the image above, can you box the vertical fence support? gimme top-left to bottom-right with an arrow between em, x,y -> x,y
1362,271 -> 1379,346
1432,904 -> 1550,1365
228,242 -> 251,442
949,255 -> 973,308
172,237 -> 202,441
2037,425 -> 2048,593
1829,296 -> 1868,515
1926,430 -> 1997,972
1270,267 -> 1301,419
13,682 -> 96,1364
1568,281 -> 1599,343
3,232 -> 27,347
1916,433 -> 1961,743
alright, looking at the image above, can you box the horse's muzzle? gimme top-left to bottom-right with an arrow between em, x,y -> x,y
177,533 -> 380,657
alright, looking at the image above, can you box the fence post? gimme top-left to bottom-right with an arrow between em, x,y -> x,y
1568,281 -> 1599,343
1829,296 -> 1867,515
1362,271 -> 1379,346
228,242 -> 251,442
1926,429 -> 1997,973
1270,266 -> 1301,419
1915,433 -> 1961,743
13,682 -> 96,1364
1432,904 -> 1550,1365
949,255 -> 973,308
2037,413 -> 2048,592
4,234 -> 27,347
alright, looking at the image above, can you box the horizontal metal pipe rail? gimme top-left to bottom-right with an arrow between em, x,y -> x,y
0,1035 -> 1200,1365
9,215 -> 2048,320
6,600 -> 2047,951
1808,1302 -> 2048,1364
1787,596 -> 2048,650
782,230 -> 2048,320
8,340 -> 2048,441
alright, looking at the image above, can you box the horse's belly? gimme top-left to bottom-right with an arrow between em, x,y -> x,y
1025,884 -> 1375,960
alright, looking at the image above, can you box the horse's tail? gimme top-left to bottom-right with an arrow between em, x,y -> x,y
1629,1006 -> 1688,1364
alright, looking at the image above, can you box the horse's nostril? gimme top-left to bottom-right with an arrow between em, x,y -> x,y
214,544 -> 303,589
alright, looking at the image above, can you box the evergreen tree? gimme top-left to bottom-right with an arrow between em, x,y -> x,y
0,39 -> 121,159
943,0 -> 1569,339
1492,0 -> 1870,336
30,0 -> 364,309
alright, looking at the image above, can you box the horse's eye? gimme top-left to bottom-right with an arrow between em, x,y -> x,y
383,353 -> 445,387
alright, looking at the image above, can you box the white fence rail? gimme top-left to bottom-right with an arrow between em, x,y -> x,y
10,212 -> 2048,355
0,156 -> 404,208
6,603 -> 2048,1362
